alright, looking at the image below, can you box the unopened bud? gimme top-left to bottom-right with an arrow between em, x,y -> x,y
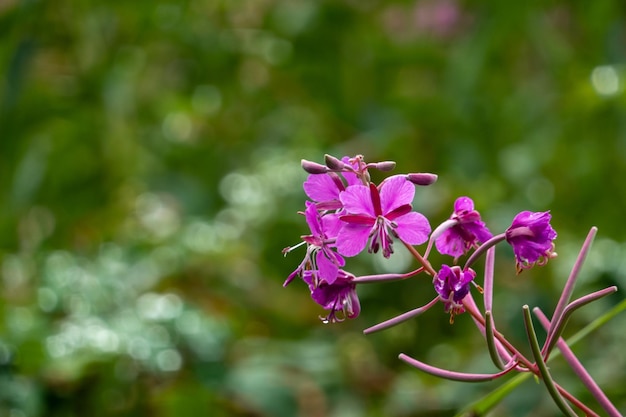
370,161 -> 396,172
324,154 -> 346,170
301,159 -> 329,174
406,173 -> 438,186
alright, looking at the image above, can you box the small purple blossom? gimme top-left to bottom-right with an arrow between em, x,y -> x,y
303,269 -> 361,323
337,175 -> 431,258
505,211 -> 557,273
434,265 -> 476,319
284,202 -> 345,286
435,197 -> 492,260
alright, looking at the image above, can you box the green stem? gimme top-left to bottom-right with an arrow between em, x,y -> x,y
485,311 -> 505,370
522,305 -> 578,416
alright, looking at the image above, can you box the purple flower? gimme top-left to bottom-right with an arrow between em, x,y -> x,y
434,265 -> 476,317
505,211 -> 557,272
435,197 -> 492,260
284,202 -> 345,286
336,175 -> 431,258
303,269 -> 360,323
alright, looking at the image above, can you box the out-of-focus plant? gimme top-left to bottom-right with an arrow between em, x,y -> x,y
284,154 -> 624,416
2,0 -> 626,415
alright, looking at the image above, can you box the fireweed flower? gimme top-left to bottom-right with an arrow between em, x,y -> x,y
505,211 -> 557,272
434,265 -> 476,319
435,196 -> 492,260
283,202 -> 345,286
337,175 -> 431,258
303,269 -> 360,323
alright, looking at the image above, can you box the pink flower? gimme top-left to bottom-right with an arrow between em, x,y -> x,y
434,265 -> 476,316
505,211 -> 557,272
337,175 -> 431,258
303,269 -> 360,323
435,197 -> 492,260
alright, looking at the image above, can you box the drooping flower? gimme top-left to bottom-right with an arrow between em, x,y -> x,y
283,202 -> 345,286
337,175 -> 431,258
303,269 -> 360,323
434,265 -> 476,319
505,211 -> 557,273
435,196 -> 492,260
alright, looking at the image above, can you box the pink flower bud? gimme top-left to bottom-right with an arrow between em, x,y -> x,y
406,173 -> 438,186
370,161 -> 396,171
301,159 -> 329,174
324,154 -> 346,170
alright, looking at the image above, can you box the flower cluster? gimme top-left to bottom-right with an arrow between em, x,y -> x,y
282,154 -> 620,416
285,154 -> 557,323
284,155 -> 431,322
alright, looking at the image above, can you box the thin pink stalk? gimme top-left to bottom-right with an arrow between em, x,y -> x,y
398,353 -> 517,382
544,227 -> 597,357
483,246 -> 495,313
402,240 -> 437,276
543,286 -> 617,359
463,233 -> 506,270
363,296 -> 439,334
553,382 -> 602,417
353,267 -> 424,283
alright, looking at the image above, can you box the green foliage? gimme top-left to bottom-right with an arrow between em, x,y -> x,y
1,0 -> 625,416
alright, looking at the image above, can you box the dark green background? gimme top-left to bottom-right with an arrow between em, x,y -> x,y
1,1 -> 625,416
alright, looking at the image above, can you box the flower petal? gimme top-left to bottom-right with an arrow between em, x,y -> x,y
321,212 -> 342,239
394,211 -> 431,245
453,196 -> 475,213
435,228 -> 466,258
303,174 -> 340,203
316,250 -> 339,284
379,175 -> 415,215
304,201 -> 322,236
464,222 -> 492,243
340,184 -> 376,217
336,223 -> 372,257
385,203 -> 412,221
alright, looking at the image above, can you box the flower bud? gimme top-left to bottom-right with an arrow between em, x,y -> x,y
370,161 -> 396,171
301,159 -> 329,174
406,173 -> 438,186
324,154 -> 346,170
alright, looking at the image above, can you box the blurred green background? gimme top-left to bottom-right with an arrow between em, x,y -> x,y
1,0 -> 625,416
